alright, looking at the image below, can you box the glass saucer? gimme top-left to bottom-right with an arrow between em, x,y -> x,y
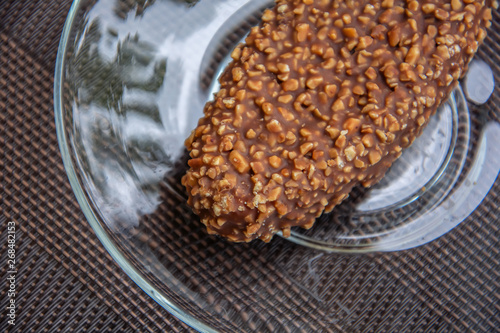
55,0 -> 500,330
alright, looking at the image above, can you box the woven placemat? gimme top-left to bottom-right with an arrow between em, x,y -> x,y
1,0 -> 499,332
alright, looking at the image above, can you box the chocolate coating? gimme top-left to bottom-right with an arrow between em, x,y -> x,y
182,0 -> 495,242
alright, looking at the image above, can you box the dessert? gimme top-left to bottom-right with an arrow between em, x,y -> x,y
182,0 -> 496,242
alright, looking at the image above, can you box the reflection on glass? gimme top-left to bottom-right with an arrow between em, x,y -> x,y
68,15 -> 171,226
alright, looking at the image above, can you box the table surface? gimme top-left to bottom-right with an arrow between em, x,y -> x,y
1,1 -> 499,332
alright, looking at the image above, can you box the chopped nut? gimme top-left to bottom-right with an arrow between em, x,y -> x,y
332,99 -> 345,112
417,115 -> 426,126
422,3 -> 436,14
278,107 -> 295,121
375,129 -> 387,143
231,46 -> 242,61
325,126 -> 340,139
278,94 -> 293,104
247,80 -> 263,91
246,129 -> 257,139
344,146 -> 357,161
277,63 -> 290,73
352,85 -> 365,95
272,173 -> 284,184
219,137 -> 234,152
299,128 -> 311,138
202,145 -> 217,153
250,161 -> 265,174
368,150 -> 382,165
253,151 -> 265,160
262,102 -> 275,115
344,118 -> 361,133
335,135 -> 347,148
354,158 -> 365,168
306,76 -> 324,89
262,8 -> 275,22
211,156 -> 224,166
284,131 -> 297,144
435,8 -> 449,20
324,84 -> 338,97
285,180 -> 299,188
343,27 -> 358,38
206,168 -> 217,179
365,67 -> 378,80
269,156 -> 282,168
296,23 -> 310,43
362,134 -> 375,148
229,150 -> 250,174
268,187 -> 282,201
266,119 -> 283,132
300,142 -> 314,155
282,79 -> 299,91
358,36 -> 373,49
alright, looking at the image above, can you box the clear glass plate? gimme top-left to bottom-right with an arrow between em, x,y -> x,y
55,0 -> 500,331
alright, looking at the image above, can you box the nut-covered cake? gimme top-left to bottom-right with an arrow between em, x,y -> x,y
182,0 -> 496,242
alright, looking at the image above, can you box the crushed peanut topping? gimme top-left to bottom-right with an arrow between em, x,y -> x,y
182,0 -> 495,242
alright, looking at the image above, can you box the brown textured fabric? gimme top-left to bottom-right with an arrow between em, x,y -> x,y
1,0 -> 499,332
